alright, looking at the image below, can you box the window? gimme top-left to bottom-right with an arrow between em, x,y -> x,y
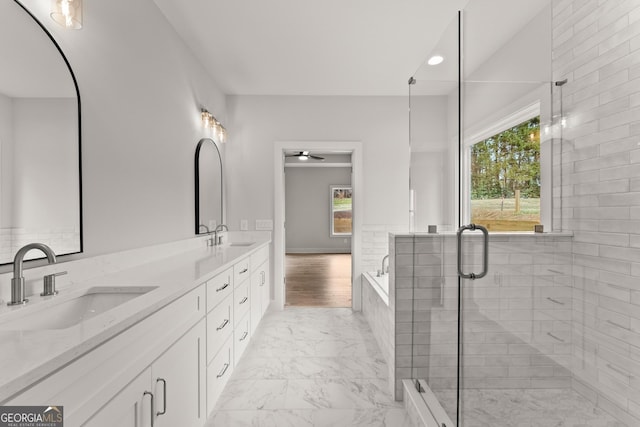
470,116 -> 540,231
330,185 -> 352,236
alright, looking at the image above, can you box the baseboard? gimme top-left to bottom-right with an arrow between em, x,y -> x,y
285,248 -> 351,254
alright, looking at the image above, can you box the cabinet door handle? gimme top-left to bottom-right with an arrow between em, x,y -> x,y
239,267 -> 249,275
156,378 -> 167,416
143,391 -> 154,427
216,282 -> 230,292
239,296 -> 248,305
239,331 -> 248,341
217,362 -> 230,378
216,319 -> 229,331
260,271 -> 265,286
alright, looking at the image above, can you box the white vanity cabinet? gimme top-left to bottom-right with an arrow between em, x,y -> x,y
88,319 -> 206,427
3,242 -> 272,427
7,284 -> 207,427
87,368 -> 153,427
152,319 -> 206,427
205,265 -> 238,415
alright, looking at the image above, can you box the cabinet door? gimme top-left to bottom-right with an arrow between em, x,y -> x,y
153,319 -> 206,427
85,368 -> 153,427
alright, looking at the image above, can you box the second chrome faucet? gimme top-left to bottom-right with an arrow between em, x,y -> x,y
8,243 -> 67,306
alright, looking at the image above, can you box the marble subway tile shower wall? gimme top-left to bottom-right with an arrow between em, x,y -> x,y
205,308 -> 413,427
392,234 -> 574,404
552,0 -> 640,424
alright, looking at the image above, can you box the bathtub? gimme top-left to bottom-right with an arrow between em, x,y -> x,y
363,271 -> 389,306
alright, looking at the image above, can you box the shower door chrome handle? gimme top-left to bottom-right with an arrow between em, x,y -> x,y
457,224 -> 488,280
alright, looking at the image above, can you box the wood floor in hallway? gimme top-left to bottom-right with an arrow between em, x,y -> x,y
285,253 -> 352,307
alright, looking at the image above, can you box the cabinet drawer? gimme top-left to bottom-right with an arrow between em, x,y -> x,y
207,294 -> 233,364
207,336 -> 233,415
206,267 -> 233,312
250,245 -> 269,270
234,279 -> 250,327
234,313 -> 251,366
234,257 -> 251,287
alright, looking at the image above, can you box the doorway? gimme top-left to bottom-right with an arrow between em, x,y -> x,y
273,141 -> 363,311
283,152 -> 353,307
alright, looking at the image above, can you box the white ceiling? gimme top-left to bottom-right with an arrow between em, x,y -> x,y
153,0 -> 550,97
2,0 -> 550,99
153,0 -> 468,96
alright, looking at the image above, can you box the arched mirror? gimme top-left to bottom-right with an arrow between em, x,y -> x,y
0,1 -> 82,265
195,138 -> 223,234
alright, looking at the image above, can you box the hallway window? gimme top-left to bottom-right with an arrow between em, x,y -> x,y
330,185 -> 352,236
470,116 -> 540,231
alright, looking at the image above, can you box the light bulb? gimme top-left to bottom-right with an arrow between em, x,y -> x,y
201,110 -> 211,128
427,55 -> 444,66
51,0 -> 82,29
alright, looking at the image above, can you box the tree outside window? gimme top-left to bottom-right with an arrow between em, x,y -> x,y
470,116 -> 540,231
331,186 -> 352,236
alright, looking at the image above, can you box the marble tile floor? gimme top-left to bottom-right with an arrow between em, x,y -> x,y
436,388 -> 626,427
205,307 -> 414,427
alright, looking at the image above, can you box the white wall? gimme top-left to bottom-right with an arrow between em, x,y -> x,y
9,0 -> 227,265
225,95 -> 411,231
285,166 -> 351,253
409,95 -> 450,231
0,93 -> 13,228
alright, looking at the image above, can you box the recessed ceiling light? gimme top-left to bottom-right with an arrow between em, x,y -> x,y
427,55 -> 444,66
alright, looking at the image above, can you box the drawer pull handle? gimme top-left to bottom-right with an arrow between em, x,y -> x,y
239,267 -> 249,274
239,331 -> 248,341
216,319 -> 229,331
156,378 -> 167,416
143,391 -> 154,427
546,297 -> 565,305
260,271 -> 265,286
216,283 -> 230,292
217,362 -> 230,378
239,296 -> 248,305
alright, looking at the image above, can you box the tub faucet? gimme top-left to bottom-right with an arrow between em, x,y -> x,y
9,243 -> 59,306
214,224 -> 229,245
379,254 -> 389,277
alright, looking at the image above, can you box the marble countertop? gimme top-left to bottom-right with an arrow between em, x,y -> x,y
0,238 -> 270,403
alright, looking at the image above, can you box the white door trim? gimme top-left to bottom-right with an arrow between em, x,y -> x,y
273,141 -> 363,311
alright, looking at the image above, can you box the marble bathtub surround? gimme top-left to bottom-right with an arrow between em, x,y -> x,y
206,308 -> 414,427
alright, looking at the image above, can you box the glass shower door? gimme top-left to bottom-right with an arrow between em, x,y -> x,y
408,9 -> 461,426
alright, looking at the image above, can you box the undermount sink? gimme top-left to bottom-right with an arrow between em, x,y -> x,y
229,242 -> 255,247
0,286 -> 157,331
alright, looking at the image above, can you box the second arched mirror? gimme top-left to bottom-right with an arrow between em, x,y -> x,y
195,138 -> 223,235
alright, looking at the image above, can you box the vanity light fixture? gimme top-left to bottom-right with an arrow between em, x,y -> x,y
200,108 -> 228,143
427,55 -> 444,66
201,109 -> 212,128
50,0 -> 83,30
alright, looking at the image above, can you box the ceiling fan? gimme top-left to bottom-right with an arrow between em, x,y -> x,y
285,151 -> 324,161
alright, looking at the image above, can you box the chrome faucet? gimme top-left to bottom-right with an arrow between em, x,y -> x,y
199,224 -> 215,246
379,254 -> 389,277
9,243 -> 64,306
214,224 -> 229,246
